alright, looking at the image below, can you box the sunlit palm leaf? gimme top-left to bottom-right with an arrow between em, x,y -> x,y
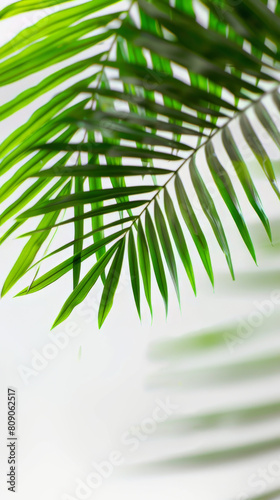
0,0 -> 280,327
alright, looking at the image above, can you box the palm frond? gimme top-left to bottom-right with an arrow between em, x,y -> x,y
1,0 -> 280,326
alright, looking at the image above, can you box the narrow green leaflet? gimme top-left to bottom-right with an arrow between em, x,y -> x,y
0,0 -> 80,18
175,175 -> 214,285
35,141 -> 182,161
164,190 -> 196,294
22,201 -> 149,230
154,199 -> 180,301
255,101 -> 280,150
98,237 -> 126,327
222,127 -> 272,240
35,165 -> 173,178
52,241 -> 120,328
205,141 -> 256,262
145,211 -> 168,313
64,109 -> 205,137
137,219 -> 152,316
48,116 -> 194,151
89,175 -> 105,267
189,157 -> 235,279
87,131 -> 106,280
128,230 -> 141,318
73,174 -> 84,289
240,114 -> 280,199
19,186 -> 158,218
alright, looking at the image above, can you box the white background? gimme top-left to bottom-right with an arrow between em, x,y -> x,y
1,2 -> 280,500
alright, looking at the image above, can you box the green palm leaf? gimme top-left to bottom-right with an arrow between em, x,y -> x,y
0,0 -> 280,326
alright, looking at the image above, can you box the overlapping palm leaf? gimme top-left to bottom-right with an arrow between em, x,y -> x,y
1,0 -> 280,327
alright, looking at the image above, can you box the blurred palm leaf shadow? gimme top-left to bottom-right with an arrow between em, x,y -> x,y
122,240 -> 280,498
254,492 -> 280,500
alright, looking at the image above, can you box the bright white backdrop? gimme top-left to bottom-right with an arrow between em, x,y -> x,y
1,3 -> 280,500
